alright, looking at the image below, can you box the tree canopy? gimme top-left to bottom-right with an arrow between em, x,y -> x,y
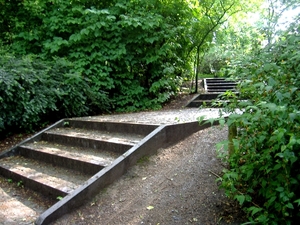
1,0 -> 259,128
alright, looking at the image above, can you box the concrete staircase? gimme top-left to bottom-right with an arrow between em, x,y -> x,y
186,78 -> 237,107
0,117 -> 217,224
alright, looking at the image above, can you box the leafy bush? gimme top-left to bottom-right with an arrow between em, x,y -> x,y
217,24 -> 300,224
1,0 -> 193,111
0,52 -> 111,138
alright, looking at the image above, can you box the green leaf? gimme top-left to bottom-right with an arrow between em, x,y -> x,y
236,195 -> 245,205
249,206 -> 263,216
294,199 -> 300,206
275,187 -> 284,192
197,115 -> 206,124
80,29 -> 89,36
273,164 -> 281,170
286,203 -> 294,209
219,118 -> 226,127
267,196 -> 277,207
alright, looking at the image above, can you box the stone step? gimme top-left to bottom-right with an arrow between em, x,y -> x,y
66,120 -> 157,136
0,156 -> 90,198
42,127 -> 140,154
18,141 -> 119,174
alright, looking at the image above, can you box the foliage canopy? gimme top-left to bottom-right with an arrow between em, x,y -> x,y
0,0 -> 252,135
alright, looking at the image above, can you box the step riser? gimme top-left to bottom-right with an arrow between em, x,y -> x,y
205,78 -> 225,81
18,147 -> 103,175
207,86 -> 236,89
42,133 -> 132,154
206,81 -> 235,84
207,89 -> 236,93
186,102 -> 204,107
67,120 -> 157,136
186,101 -> 214,107
0,166 -> 67,198
207,85 -> 236,88
204,78 -> 237,83
195,94 -> 220,100
207,82 -> 236,85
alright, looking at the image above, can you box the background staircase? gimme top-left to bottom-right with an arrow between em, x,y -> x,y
186,78 -> 237,107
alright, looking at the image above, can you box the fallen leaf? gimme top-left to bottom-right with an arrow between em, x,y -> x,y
146,205 -> 154,210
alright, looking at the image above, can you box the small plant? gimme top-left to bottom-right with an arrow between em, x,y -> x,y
56,196 -> 63,201
137,156 -> 150,164
7,178 -> 13,183
17,180 -> 23,187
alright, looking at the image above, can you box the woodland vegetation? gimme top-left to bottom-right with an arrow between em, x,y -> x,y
0,0 -> 299,224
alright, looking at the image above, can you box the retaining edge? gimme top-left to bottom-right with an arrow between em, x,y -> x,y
36,119 -> 220,225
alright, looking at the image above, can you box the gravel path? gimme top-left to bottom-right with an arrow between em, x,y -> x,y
75,108 -> 226,125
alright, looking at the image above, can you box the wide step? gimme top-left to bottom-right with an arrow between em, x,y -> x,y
18,141 -> 119,174
21,141 -> 118,167
47,127 -> 143,144
42,127 -> 141,154
0,156 -> 90,197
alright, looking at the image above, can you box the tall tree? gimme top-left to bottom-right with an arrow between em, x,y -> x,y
257,0 -> 300,46
187,0 -> 252,92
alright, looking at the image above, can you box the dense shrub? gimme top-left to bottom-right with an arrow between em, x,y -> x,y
1,0 -> 193,111
0,52 -> 111,138
217,23 -> 300,224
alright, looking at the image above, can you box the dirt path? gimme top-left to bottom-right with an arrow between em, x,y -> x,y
54,126 -> 245,225
0,93 -> 245,224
